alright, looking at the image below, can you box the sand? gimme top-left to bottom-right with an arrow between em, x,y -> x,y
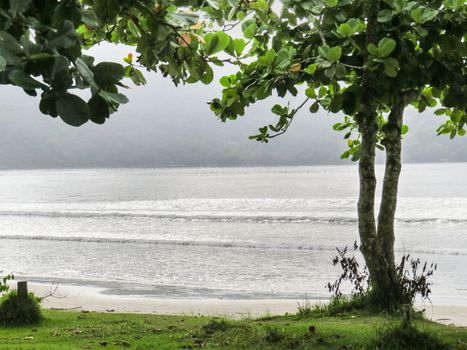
17,282 -> 467,326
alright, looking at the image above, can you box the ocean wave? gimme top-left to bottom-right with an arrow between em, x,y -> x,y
0,209 -> 465,226
0,234 -> 333,251
0,210 -> 357,223
0,234 -> 465,256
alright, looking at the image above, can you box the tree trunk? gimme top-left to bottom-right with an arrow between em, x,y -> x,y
374,98 -> 406,309
356,107 -> 379,287
377,98 -> 405,277
357,89 -> 406,310
355,0 -> 380,296
355,0 -> 405,310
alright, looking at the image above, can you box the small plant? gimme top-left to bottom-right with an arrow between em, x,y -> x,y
0,274 -> 14,295
0,290 -> 42,326
367,322 -> 450,350
264,327 -> 284,343
326,241 -> 370,299
325,242 -> 437,312
397,254 -> 437,304
201,319 -> 231,335
325,294 -> 369,315
297,294 -> 314,316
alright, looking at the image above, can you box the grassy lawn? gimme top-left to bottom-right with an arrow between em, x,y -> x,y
0,309 -> 466,349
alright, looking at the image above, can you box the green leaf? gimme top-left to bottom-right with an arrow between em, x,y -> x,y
92,62 -> 124,86
305,87 -> 316,98
53,1 -> 81,26
328,47 -> 342,62
75,57 -> 96,86
219,76 -> 231,87
9,0 -> 32,17
309,101 -> 320,113
125,67 -> 146,86
324,0 -> 338,7
233,39 -> 246,56
250,0 -> 269,11
201,65 -> 214,84
39,96 -> 58,117
242,19 -> 257,39
318,45 -> 342,62
414,26 -> 429,37
226,38 -> 246,57
401,124 -> 409,135
274,48 -> 293,70
127,19 -> 140,37
348,19 -> 365,32
88,94 -> 109,124
444,0 -> 463,11
304,64 -> 317,75
47,20 -> 78,49
410,7 -> 439,24
56,93 -> 90,126
204,32 -> 230,56
383,65 -> 397,77
382,57 -> 399,77
99,91 -> 129,104
0,55 -> 6,71
0,31 -> 23,65
8,69 -> 46,89
434,108 -> 447,116
337,23 -> 352,37
93,0 -> 120,24
271,104 -> 287,116
81,9 -> 99,28
377,9 -> 393,23
259,48 -> 275,66
378,38 -> 396,58
368,38 -> 396,58
367,43 -> 378,57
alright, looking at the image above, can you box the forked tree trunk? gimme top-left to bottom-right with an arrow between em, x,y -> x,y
355,0 -> 406,310
357,97 -> 406,309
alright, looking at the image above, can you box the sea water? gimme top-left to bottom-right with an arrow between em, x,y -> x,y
0,164 -> 466,304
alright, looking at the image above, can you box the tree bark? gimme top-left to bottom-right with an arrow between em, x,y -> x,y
355,0 -> 380,291
354,0 -> 405,310
356,0 -> 379,264
378,98 -> 405,271
372,98 -> 406,308
356,108 -> 379,283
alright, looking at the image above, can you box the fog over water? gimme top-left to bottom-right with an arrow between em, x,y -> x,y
1,44 -> 467,169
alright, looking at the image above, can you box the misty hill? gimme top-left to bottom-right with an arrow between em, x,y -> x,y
1,73 -> 466,170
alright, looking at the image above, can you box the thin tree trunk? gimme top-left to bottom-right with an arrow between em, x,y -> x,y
378,99 -> 405,269
356,0 -> 381,295
356,109 -> 379,280
369,98 -> 406,308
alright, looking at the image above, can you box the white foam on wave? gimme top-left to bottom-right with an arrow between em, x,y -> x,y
0,197 -> 465,224
0,234 -> 465,256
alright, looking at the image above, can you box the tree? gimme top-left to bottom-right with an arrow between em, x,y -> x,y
0,0 -> 465,310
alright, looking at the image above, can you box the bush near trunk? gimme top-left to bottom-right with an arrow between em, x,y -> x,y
326,243 -> 437,313
0,290 -> 42,326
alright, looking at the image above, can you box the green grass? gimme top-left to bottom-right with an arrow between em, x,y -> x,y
0,309 -> 466,349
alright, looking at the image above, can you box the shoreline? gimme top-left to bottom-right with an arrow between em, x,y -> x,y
27,282 -> 301,317
15,282 -> 467,327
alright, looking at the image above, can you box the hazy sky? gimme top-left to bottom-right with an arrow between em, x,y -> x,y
1,44 -> 466,169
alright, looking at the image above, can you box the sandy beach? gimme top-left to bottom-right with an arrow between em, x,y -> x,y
19,282 -> 467,327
